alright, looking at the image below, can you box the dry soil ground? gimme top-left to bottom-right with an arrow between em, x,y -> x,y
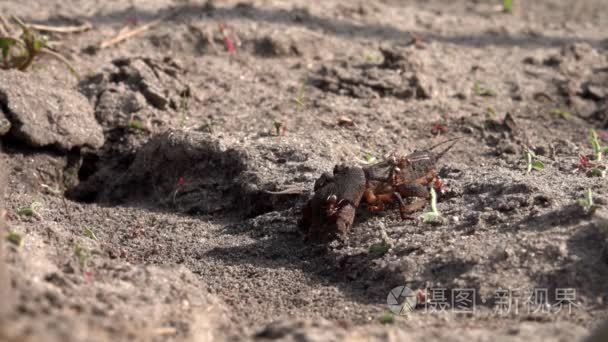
1,0 -> 608,341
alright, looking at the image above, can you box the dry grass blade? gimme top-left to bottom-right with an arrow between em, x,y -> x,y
99,10 -> 176,49
0,16 -> 11,37
153,327 -> 177,336
99,18 -> 162,49
41,48 -> 79,77
27,21 -> 93,34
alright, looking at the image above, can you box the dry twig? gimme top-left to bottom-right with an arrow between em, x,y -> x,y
27,21 -> 93,34
99,10 -> 176,49
0,15 -> 12,37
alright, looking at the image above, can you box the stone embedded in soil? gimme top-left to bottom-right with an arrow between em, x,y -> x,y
542,43 -> 608,121
7,151 -> 81,192
543,43 -> 605,70
253,35 -> 300,57
310,45 -> 435,100
75,129 -> 349,217
94,85 -> 146,128
0,70 -> 104,150
593,106 -> 608,128
581,69 -> 608,101
111,57 -> 189,110
78,57 -> 191,129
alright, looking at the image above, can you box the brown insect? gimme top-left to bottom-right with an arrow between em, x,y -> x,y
299,138 -> 459,241
298,165 -> 366,241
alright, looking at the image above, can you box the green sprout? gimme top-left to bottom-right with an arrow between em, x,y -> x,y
293,82 -> 306,110
524,148 -> 544,173
577,189 -> 596,214
16,201 -> 42,217
365,53 -> 382,64
472,81 -> 496,97
362,152 -> 377,164
369,241 -> 390,258
128,119 -> 145,130
588,129 -> 608,161
0,16 -> 77,77
503,0 -> 513,13
420,188 -> 440,223
73,243 -> 91,268
379,312 -> 395,324
587,167 -> 606,178
6,231 -> 23,247
83,227 -> 98,241
486,106 -> 497,119
550,107 -> 571,120
369,218 -> 393,258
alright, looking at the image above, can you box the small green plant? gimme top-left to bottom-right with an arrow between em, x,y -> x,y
379,312 -> 395,324
420,188 -> 440,223
369,241 -> 390,258
550,107 -> 571,120
502,0 -> 513,13
73,243 -> 90,268
524,148 -> 544,173
0,16 -> 77,77
365,53 -> 382,64
588,129 -> 608,161
83,227 -> 98,241
6,231 -> 23,247
486,106 -> 497,119
16,201 -> 42,217
472,81 -> 495,97
587,167 -> 606,178
128,119 -> 145,130
293,82 -> 306,110
362,152 -> 377,164
369,219 -> 393,258
577,189 -> 596,214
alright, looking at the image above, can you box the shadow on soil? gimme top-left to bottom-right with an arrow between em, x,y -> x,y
204,220 -> 409,306
532,222 -> 608,309
38,3 -> 603,49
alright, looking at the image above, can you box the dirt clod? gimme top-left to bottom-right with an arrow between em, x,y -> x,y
0,70 -> 104,150
73,129 -> 344,217
311,45 -> 434,99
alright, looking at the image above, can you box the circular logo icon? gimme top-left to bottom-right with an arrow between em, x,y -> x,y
387,286 -> 417,315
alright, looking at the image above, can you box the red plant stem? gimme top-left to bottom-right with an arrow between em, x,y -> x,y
218,22 -> 236,53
